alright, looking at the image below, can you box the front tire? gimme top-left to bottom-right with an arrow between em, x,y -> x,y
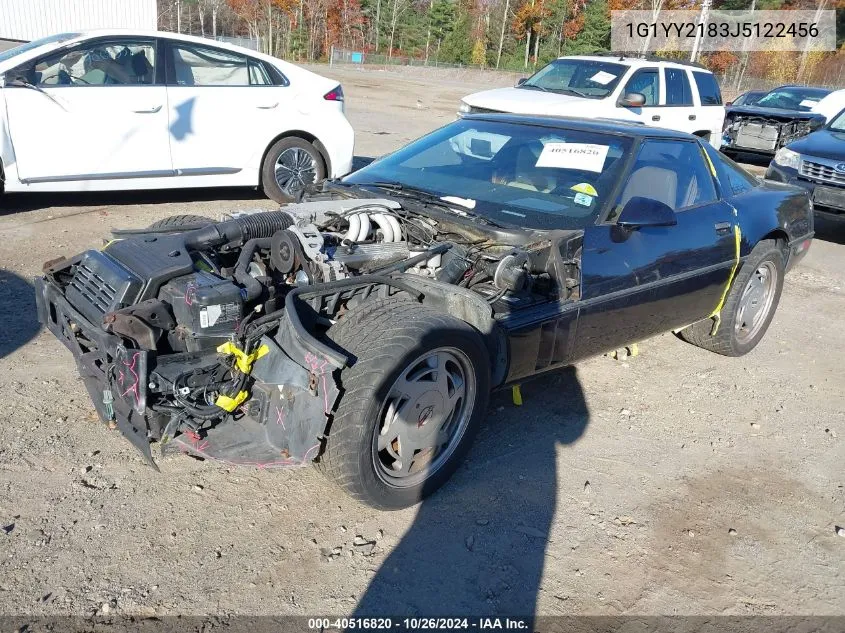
680,239 -> 785,356
319,298 -> 491,510
261,137 -> 325,203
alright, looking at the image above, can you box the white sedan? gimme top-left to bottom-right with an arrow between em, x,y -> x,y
0,30 -> 354,202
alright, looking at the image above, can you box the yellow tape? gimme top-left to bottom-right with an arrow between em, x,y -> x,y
512,384 -> 523,406
216,342 -> 269,374
709,225 -> 742,335
215,390 -> 249,412
703,149 -> 717,177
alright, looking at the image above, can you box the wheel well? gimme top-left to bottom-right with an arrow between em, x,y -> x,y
259,131 -> 331,186
760,229 -> 790,262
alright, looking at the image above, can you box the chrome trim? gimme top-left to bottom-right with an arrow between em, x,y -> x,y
799,156 -> 845,186
21,167 -> 241,184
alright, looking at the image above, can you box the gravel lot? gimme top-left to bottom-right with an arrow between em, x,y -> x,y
1,65 -> 843,619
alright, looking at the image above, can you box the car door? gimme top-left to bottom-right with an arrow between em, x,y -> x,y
3,37 -> 171,183
617,67 -> 663,128
569,138 -> 737,362
164,40 -> 289,176
690,70 -> 725,148
660,67 -> 698,134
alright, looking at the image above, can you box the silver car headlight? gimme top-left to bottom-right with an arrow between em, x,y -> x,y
458,101 -> 471,114
774,147 -> 801,170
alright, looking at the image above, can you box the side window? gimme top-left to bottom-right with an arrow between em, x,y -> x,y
32,40 -> 156,86
665,68 -> 693,106
614,140 -> 717,215
624,69 -> 660,106
702,143 -> 758,196
692,71 -> 722,105
171,44 -> 271,86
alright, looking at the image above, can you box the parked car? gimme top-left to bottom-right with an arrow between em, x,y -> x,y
728,90 -> 766,107
766,107 -> 845,221
722,85 -> 830,158
0,30 -> 354,202
459,55 -> 726,148
37,115 -> 813,508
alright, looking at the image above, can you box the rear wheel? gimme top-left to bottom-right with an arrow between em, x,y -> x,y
318,298 -> 490,510
261,137 -> 325,203
679,239 -> 785,356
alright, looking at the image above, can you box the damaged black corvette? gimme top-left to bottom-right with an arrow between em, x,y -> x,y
36,115 -> 814,509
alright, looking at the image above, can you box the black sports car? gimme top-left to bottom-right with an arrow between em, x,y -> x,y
766,107 -> 845,220
36,115 -> 814,509
722,85 -> 830,156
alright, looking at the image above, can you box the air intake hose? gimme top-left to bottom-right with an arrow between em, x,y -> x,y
183,211 -> 295,250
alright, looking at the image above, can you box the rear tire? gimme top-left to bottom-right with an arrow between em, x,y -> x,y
261,137 -> 325,203
318,298 -> 490,510
679,239 -> 785,357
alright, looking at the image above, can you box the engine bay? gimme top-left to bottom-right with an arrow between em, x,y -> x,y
41,198 -> 581,466
722,114 -> 817,153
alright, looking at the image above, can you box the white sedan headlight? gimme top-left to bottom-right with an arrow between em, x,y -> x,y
458,101 -> 471,114
774,147 -> 801,170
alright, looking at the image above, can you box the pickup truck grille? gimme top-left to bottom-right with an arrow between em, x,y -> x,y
800,160 -> 845,186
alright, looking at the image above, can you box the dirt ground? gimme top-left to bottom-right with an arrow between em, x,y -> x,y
0,65 -> 843,619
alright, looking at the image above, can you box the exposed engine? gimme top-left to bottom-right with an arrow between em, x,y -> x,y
722,115 -> 819,153
40,198 -> 571,467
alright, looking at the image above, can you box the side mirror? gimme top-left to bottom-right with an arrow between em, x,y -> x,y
618,92 -> 646,107
516,77 -> 528,86
617,197 -> 677,229
726,100 -> 733,106
809,117 -> 825,131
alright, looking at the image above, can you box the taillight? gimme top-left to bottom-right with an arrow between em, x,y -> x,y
324,85 -> 344,102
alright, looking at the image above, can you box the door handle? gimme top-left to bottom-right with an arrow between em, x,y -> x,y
652,115 -> 660,121
256,102 -> 279,109
689,114 -> 697,120
133,105 -> 162,113
714,221 -> 732,235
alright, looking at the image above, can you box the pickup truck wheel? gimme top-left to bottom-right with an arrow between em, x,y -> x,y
319,298 -> 490,510
680,239 -> 785,357
261,137 -> 325,203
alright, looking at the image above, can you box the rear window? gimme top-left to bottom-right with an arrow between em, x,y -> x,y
693,71 -> 722,106
702,143 -> 758,196
666,68 -> 693,106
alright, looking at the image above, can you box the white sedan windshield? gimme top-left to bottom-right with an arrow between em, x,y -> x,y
0,33 -> 81,66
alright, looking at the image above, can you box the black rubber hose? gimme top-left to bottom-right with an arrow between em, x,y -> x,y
183,212 -> 294,250
234,238 -> 272,302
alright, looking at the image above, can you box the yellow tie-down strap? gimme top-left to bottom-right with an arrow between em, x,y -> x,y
709,225 -> 742,336
216,390 -> 249,412
216,342 -> 269,374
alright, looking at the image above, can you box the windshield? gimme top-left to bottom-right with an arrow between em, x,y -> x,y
755,86 -> 831,112
518,58 -> 628,99
0,33 -> 81,66
829,109 -> 845,132
343,119 -> 633,230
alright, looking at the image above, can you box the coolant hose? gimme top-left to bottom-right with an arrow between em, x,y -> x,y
234,237 -> 272,302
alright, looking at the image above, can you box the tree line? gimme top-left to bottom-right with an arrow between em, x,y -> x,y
157,0 -> 845,85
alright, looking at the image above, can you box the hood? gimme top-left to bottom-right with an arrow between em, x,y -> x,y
463,87 -> 605,117
787,128 -> 845,161
726,104 -> 824,121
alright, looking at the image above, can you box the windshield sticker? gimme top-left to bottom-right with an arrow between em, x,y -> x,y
573,193 -> 593,207
589,70 -> 617,85
536,142 -> 609,172
441,195 -> 476,209
571,182 -> 598,196
799,99 -> 819,108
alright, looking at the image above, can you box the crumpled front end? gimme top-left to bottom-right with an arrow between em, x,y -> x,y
722,114 -> 818,154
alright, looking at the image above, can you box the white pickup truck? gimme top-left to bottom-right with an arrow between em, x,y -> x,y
460,55 -> 726,148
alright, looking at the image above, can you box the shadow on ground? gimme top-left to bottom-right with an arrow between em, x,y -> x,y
355,367 -> 590,618
0,270 -> 41,360
813,215 -> 845,246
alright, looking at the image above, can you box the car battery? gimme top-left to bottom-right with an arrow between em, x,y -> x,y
159,271 -> 244,351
